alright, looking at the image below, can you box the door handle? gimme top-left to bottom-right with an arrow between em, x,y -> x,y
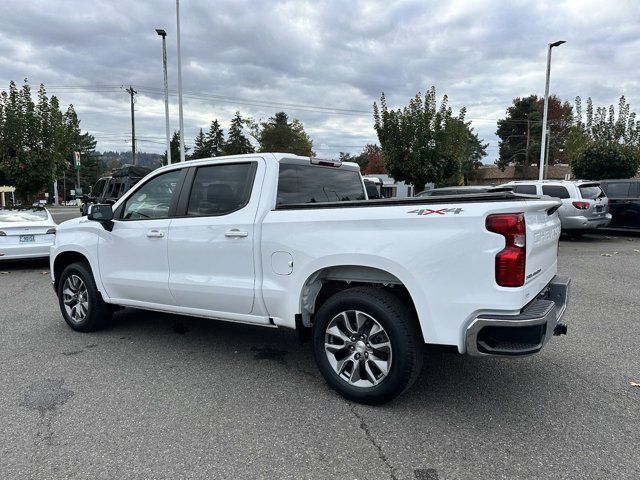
225,229 -> 248,238
146,229 -> 165,238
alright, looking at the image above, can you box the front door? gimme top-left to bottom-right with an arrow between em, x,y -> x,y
98,169 -> 183,305
168,160 -> 261,314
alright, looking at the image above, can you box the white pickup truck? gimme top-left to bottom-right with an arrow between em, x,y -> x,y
51,153 -> 569,404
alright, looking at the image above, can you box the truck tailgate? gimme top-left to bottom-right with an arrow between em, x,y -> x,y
523,205 -> 562,304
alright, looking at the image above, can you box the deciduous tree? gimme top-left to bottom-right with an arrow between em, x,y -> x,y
496,95 -> 572,176
0,80 -> 96,201
374,87 -> 472,189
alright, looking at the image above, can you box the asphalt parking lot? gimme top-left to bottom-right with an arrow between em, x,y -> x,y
1,208 -> 639,479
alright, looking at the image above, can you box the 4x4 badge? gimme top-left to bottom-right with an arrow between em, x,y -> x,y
408,208 -> 464,216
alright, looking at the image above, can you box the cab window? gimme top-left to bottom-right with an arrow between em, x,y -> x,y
121,170 -> 181,220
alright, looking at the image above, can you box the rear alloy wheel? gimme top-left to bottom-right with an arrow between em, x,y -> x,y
313,287 -> 423,405
324,310 -> 392,387
58,262 -> 113,332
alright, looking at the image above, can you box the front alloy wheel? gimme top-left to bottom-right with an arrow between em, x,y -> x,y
62,274 -> 89,323
58,262 -> 113,332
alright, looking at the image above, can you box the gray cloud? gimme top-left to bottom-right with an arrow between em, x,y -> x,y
0,0 -> 638,161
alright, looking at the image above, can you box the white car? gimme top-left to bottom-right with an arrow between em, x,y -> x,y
51,153 -> 569,404
500,180 -> 611,233
0,208 -> 57,260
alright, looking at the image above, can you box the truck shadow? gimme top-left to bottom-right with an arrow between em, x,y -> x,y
103,307 -> 564,422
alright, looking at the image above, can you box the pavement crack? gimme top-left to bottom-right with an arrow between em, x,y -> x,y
350,404 -> 398,480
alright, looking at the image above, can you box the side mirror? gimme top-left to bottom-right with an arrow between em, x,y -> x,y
87,204 -> 114,231
87,203 -> 114,221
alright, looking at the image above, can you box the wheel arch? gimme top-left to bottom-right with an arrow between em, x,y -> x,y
298,263 -> 428,341
53,250 -> 97,292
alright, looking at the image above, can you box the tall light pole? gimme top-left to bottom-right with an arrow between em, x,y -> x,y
156,28 -> 171,165
538,40 -> 566,180
176,0 -> 185,162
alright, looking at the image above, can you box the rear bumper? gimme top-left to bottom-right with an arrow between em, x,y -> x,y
562,213 -> 611,231
465,276 -> 570,356
0,243 -> 52,260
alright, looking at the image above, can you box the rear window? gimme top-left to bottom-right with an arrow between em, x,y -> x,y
277,163 -> 365,206
542,185 -> 570,199
513,185 -> 537,195
0,209 -> 48,223
579,185 -> 604,199
602,182 -> 630,198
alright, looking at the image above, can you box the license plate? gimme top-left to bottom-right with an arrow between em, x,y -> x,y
19,235 -> 35,243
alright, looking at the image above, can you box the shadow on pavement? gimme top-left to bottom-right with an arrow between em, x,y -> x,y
0,257 -> 50,271
89,306 -> 561,418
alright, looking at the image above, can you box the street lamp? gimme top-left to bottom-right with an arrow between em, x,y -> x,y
175,0 -> 185,162
538,40 -> 566,180
156,28 -> 171,165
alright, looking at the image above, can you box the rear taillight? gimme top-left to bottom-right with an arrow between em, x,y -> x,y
572,201 -> 590,210
486,213 -> 526,287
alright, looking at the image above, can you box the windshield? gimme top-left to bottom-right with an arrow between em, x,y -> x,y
579,185 -> 604,199
92,178 -> 107,196
0,209 -> 48,223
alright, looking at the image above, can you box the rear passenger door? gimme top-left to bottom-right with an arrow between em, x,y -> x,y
167,160 -> 262,315
542,185 -> 575,220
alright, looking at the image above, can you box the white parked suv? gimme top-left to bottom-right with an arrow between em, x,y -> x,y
500,180 -> 611,233
50,153 -> 570,404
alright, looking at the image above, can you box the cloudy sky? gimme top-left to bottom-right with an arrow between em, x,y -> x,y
1,0 -> 638,162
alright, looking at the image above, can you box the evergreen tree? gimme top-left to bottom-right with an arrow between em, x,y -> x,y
258,112 -> 313,156
165,130 -> 189,164
205,119 -> 225,157
223,112 -> 254,155
192,128 -> 208,159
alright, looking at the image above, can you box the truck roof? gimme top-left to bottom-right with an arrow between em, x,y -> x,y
159,153 -> 360,173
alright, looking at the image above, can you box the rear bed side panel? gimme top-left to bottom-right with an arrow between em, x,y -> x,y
260,198 -> 561,351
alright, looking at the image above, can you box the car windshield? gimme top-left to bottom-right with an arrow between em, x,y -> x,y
0,209 -> 48,223
579,185 -> 604,199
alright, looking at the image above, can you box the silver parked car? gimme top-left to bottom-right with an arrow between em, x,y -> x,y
500,180 -> 611,233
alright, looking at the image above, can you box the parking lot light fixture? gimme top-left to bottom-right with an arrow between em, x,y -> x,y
539,40 -> 566,181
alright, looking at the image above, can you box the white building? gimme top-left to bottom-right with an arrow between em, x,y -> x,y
362,175 -> 433,198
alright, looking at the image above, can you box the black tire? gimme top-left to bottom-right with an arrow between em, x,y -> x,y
57,261 -> 113,332
313,287 -> 423,405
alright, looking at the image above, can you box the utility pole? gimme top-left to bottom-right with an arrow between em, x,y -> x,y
156,28 -> 171,165
525,117 -> 531,178
126,86 -> 137,165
